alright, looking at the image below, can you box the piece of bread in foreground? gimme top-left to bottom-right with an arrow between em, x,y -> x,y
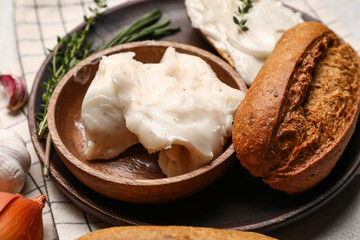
77,226 -> 277,240
232,22 -> 360,194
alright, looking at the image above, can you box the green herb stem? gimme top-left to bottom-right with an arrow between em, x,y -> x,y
233,0 -> 253,32
153,26 -> 181,38
124,19 -> 172,42
100,8 -> 164,50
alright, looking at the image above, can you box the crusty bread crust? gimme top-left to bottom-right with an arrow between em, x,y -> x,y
232,22 -> 360,194
77,226 -> 277,240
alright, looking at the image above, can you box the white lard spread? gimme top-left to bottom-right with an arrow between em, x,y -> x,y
185,0 -> 303,85
81,47 -> 245,177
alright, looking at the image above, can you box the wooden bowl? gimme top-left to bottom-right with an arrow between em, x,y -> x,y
47,41 -> 247,204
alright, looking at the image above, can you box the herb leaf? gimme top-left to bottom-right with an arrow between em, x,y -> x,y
233,0 -> 253,32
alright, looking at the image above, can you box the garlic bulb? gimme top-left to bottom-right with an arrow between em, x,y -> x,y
0,192 -> 46,240
0,129 -> 31,193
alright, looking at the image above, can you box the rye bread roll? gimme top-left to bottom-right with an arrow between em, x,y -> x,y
232,22 -> 360,194
77,226 -> 277,240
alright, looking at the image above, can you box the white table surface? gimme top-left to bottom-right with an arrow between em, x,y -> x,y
0,0 -> 17,70
1,0 -> 360,239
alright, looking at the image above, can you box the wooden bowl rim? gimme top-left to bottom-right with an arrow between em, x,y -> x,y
48,40 -> 247,187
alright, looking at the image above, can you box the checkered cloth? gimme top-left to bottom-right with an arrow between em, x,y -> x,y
0,0 -> 358,239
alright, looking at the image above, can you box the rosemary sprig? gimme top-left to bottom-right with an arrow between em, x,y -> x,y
36,1 -> 180,139
100,10 -> 180,50
233,0 -> 253,32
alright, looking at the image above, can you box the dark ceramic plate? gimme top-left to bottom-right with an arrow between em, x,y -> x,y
28,0 -> 360,233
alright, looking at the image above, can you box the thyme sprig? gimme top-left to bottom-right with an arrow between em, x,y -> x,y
233,0 -> 253,32
36,1 -> 180,139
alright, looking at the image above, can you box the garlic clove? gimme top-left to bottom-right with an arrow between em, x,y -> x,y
0,74 -> 28,111
0,192 -> 46,240
0,129 -> 31,194
0,160 -> 26,194
0,129 -> 31,172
